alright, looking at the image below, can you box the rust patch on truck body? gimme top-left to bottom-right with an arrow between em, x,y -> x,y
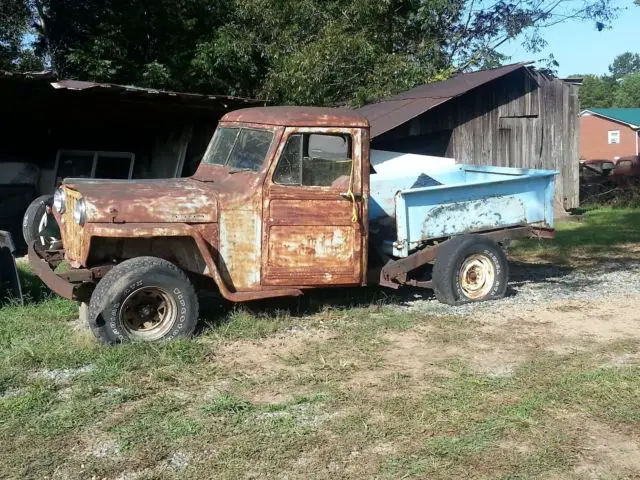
261,125 -> 369,287
64,178 -> 218,224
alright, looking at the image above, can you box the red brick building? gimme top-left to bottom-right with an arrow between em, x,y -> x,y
580,108 -> 640,160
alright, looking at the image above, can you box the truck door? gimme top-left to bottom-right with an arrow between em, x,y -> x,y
262,127 -> 368,286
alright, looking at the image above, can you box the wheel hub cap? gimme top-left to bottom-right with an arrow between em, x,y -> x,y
459,254 -> 495,299
120,286 -> 177,341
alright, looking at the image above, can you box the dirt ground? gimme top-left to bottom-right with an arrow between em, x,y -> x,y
211,262 -> 640,478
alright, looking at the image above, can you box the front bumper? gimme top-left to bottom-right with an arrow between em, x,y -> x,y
28,241 -> 76,300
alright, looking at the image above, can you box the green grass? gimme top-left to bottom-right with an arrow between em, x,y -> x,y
1,209 -> 640,479
511,207 -> 640,264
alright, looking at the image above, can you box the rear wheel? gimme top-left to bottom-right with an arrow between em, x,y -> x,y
432,235 -> 508,306
88,257 -> 199,344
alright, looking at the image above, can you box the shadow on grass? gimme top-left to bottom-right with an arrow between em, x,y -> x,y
504,261 -> 576,298
199,284 -> 436,327
13,264 -> 56,305
199,261 -> 585,328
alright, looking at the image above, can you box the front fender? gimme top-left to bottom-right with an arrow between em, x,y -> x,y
81,223 -> 302,302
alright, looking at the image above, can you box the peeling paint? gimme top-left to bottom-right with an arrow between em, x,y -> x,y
421,197 -> 527,239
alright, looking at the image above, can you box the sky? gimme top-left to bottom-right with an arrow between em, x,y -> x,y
499,0 -> 640,77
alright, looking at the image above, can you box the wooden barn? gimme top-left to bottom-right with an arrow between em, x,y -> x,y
357,63 -> 580,210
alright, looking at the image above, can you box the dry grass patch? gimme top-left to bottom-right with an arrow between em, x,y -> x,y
474,296 -> 640,355
559,412 -> 640,480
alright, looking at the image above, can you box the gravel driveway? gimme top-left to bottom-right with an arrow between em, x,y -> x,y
403,259 -> 640,317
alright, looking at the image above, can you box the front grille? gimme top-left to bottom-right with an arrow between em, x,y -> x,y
62,188 -> 83,262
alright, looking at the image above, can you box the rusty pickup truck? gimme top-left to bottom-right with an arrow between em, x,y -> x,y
29,107 -> 557,344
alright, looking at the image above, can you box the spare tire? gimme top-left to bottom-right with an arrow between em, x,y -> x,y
22,195 -> 55,246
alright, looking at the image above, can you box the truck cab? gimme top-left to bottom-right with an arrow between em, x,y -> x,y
30,107 -> 372,343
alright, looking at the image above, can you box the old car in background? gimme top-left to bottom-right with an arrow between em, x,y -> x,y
29,107 -> 557,344
613,155 -> 640,185
579,159 -> 615,182
579,159 -> 616,202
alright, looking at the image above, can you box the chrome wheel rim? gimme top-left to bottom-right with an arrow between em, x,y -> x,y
459,254 -> 495,299
120,286 -> 177,341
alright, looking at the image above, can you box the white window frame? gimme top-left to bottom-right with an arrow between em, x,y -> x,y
608,130 -> 620,145
53,149 -> 136,182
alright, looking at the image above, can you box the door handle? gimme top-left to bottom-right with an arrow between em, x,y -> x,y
340,192 -> 363,201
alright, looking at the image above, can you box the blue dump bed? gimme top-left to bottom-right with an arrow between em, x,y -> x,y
369,164 -> 558,257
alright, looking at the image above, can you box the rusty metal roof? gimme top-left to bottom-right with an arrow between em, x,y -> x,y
222,106 -> 369,127
0,70 -> 264,110
50,79 -> 263,109
0,70 -> 56,82
357,63 -> 530,138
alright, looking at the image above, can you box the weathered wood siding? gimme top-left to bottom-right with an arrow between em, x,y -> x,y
372,69 -> 580,210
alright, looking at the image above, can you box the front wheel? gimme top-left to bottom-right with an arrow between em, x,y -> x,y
88,257 -> 199,344
432,235 -> 509,306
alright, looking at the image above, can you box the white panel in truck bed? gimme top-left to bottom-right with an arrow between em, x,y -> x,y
370,150 -> 455,176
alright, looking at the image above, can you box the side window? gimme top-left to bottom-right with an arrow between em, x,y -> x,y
617,160 -> 632,170
273,134 -> 302,185
273,133 -> 353,187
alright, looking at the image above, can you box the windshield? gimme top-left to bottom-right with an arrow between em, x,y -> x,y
203,127 -> 274,172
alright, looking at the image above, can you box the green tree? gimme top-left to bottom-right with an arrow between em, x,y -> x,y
609,52 -> 640,82
578,74 -> 617,109
21,0 -> 622,105
0,0 -> 43,71
613,72 -> 640,107
192,0 -> 621,105
35,0 -> 233,90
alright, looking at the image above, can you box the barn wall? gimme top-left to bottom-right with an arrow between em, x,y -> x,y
372,69 -> 580,210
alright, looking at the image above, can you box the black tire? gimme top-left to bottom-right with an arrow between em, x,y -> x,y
432,235 -> 509,306
22,195 -> 52,245
88,256 -> 199,345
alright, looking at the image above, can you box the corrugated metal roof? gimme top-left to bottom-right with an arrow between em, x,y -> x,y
583,108 -> 640,129
0,70 -> 56,82
50,79 -> 262,109
357,63 -> 530,138
0,70 -> 265,110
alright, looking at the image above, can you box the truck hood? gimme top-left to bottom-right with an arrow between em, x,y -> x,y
63,178 -> 217,224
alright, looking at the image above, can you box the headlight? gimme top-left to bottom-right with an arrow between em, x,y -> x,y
73,198 -> 87,226
53,188 -> 66,214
